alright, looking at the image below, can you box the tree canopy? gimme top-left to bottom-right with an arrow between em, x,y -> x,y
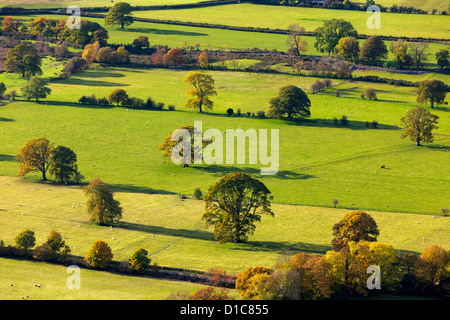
5,42 -> 42,78
314,19 -> 358,55
183,72 -> 217,113
16,137 -> 55,181
267,85 -> 311,120
400,106 -> 439,146
416,79 -> 448,109
202,172 -> 274,244
104,2 -> 134,29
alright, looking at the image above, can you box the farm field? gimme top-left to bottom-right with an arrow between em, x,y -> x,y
132,3 -> 450,39
1,66 -> 449,215
0,257 -> 218,299
0,176 -> 448,273
13,14 -> 450,69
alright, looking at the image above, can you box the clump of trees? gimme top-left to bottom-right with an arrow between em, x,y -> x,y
16,137 -> 83,183
234,210 -> 449,300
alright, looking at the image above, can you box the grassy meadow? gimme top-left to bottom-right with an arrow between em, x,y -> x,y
132,3 -> 450,39
0,0 -> 207,9
1,65 -> 449,216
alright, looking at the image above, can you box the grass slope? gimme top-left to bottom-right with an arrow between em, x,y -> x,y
0,176 -> 448,274
1,66 -> 449,215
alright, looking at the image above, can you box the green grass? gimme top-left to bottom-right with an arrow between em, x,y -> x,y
0,257 -> 217,299
132,3 -> 450,39
376,0 -> 450,13
0,176 -> 448,274
0,66 -> 449,216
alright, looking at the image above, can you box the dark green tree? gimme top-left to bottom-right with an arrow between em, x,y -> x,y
436,49 -> 449,69
49,146 -> 84,183
416,79 -> 448,109
15,229 -> 36,252
359,35 -> 388,65
267,85 -> 311,120
129,248 -> 151,273
5,42 -> 42,78
202,172 -> 274,244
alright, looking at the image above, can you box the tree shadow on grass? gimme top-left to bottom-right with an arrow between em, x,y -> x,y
39,100 -> 113,110
109,183 -> 177,195
52,77 -> 129,87
119,221 -> 215,241
425,144 -> 450,152
0,154 -> 16,162
191,165 -> 316,180
229,240 -> 331,255
0,117 -> 14,122
121,27 -> 209,37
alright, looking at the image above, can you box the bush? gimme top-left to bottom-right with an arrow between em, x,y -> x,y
144,97 -> 156,110
441,208 -> 449,216
334,89 -> 340,97
84,240 -> 113,269
33,242 -> 56,261
333,117 -> 338,124
226,108 -> 234,116
168,104 -> 176,111
257,111 -> 266,118
364,121 -> 370,128
156,102 -> 165,110
129,248 -> 151,273
194,188 -> 203,200
371,120 -> 379,128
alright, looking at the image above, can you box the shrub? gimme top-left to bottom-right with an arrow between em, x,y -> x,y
441,208 -> 449,216
333,117 -> 338,124
144,97 -> 156,110
98,97 -> 109,106
129,248 -> 151,273
168,104 -> 176,111
334,89 -> 340,97
257,111 -> 266,118
33,242 -> 56,261
84,240 -> 113,269
226,108 -> 234,116
156,102 -> 165,110
194,188 -> 203,200
237,108 -> 241,116
371,120 -> 379,128
15,229 -> 35,252
364,121 -> 370,128
333,199 -> 339,208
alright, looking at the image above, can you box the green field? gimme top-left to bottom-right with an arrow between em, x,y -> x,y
132,3 -> 450,39
1,65 -> 449,216
0,257 -> 216,299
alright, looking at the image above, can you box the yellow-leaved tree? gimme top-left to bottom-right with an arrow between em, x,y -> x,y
183,72 -> 217,113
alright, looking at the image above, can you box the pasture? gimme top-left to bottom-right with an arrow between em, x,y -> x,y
132,3 -> 450,39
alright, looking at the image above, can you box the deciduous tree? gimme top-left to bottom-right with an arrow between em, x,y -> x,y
104,2 -> 134,29
183,72 -> 217,113
335,36 -> 359,61
286,23 -> 308,56
49,146 -> 84,183
84,240 -> 113,269
331,210 -> 379,251
314,19 -> 358,55
416,79 -> 447,109
107,88 -> 128,106
267,85 -> 311,120
5,42 -> 42,78
359,35 -> 388,65
20,76 -> 51,102
83,177 -> 123,225
400,106 -> 439,146
203,172 -> 274,244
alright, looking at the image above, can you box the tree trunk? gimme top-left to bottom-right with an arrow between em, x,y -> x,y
416,137 -> 421,146
42,170 -> 47,181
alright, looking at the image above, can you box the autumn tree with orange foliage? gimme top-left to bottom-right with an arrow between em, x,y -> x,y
2,16 -> 22,33
16,137 -> 55,181
331,210 -> 379,251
